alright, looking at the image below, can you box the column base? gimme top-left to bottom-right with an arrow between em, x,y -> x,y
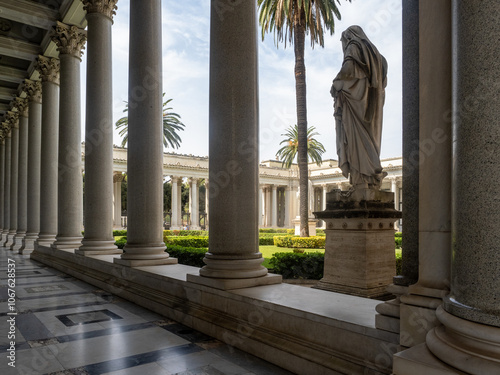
170,225 -> 182,230
36,234 -> 57,248
187,273 -> 282,290
11,233 -> 26,252
313,280 -> 390,299
426,306 -> 500,374
76,239 -> 122,256
393,343 -> 468,375
399,293 -> 442,348
4,231 -> 17,248
375,284 -> 407,334
114,243 -> 175,267
20,234 -> 39,255
190,225 -> 201,230
52,236 -> 82,251
293,218 -> 318,236
1,230 -> 8,246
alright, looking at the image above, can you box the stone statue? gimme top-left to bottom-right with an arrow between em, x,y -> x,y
330,25 -> 388,190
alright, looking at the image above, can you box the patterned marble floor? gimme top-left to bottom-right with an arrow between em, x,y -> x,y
0,250 -> 294,375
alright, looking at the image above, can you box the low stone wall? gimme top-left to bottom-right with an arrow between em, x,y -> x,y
32,246 -> 399,375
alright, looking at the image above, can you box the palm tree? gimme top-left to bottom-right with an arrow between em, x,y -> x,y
276,125 -> 325,168
115,93 -> 185,148
258,0 -> 349,236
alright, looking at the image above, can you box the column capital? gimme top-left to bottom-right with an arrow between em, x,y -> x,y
52,22 -> 87,59
170,176 -> 181,183
11,97 -> 29,117
82,0 -> 118,21
188,177 -> 199,184
22,80 -> 42,104
113,172 -> 125,183
36,56 -> 60,85
5,111 -> 19,129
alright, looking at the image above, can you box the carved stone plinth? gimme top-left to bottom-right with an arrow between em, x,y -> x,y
313,189 -> 402,298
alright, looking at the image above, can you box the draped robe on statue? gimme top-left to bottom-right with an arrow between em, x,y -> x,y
331,26 -> 388,189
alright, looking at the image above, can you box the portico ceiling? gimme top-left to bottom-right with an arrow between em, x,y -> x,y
0,0 -> 86,119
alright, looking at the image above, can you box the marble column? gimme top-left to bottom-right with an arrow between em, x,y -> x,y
36,56 -> 60,247
187,1 -> 280,289
271,185 -> 277,227
394,0 -> 420,287
20,80 -> 43,253
0,137 -> 4,241
51,22 -> 86,250
13,99 -> 28,252
6,111 -> 19,249
204,179 -> 209,229
78,0 -> 121,255
113,173 -> 123,228
189,178 -> 200,230
170,176 -> 180,230
2,130 -> 11,245
266,187 -> 272,227
258,185 -> 263,227
322,184 -> 327,210
426,1 -> 500,372
399,0 -> 452,348
115,0 -> 174,266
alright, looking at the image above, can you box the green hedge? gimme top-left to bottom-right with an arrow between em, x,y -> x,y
269,252 -> 324,279
166,245 -> 207,267
259,228 -> 290,233
164,235 -> 209,248
395,232 -> 402,238
113,230 -> 127,237
115,236 -> 127,249
163,230 -> 209,237
273,235 -> 325,249
396,251 -> 402,275
395,237 -> 402,248
274,236 -> 294,248
259,237 -> 276,245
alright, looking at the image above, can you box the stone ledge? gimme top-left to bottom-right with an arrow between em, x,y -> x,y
31,245 -> 398,375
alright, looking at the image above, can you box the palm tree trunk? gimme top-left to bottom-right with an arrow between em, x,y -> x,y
294,13 -> 309,237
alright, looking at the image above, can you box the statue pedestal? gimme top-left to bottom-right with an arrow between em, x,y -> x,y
292,217 -> 318,236
313,189 -> 402,298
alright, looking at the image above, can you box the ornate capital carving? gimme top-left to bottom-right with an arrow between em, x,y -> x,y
22,80 -> 42,104
81,0 -> 118,20
6,111 -> 19,128
113,172 -> 125,183
36,56 -> 60,84
11,97 -> 29,117
1,121 -> 10,138
52,22 -> 87,59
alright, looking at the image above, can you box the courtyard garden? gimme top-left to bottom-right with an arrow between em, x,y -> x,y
113,229 -> 403,280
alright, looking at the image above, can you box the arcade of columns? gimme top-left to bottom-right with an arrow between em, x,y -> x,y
1,0 -> 498,373
110,150 -> 402,230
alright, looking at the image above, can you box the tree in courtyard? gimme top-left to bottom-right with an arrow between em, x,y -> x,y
258,0 -> 350,236
115,93 -> 185,149
276,124 -> 325,168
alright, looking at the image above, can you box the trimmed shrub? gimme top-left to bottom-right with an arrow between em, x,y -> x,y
315,229 -> 325,236
286,229 -> 295,234
269,252 -> 324,279
396,251 -> 402,275
115,236 -> 127,249
395,232 -> 402,238
163,230 -> 208,237
113,230 -> 127,237
274,236 -> 294,248
164,235 -> 209,248
259,237 -> 275,245
291,236 -> 325,249
166,245 -> 207,267
395,237 -> 402,248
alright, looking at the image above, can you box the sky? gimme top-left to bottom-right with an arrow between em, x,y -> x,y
80,0 -> 402,162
